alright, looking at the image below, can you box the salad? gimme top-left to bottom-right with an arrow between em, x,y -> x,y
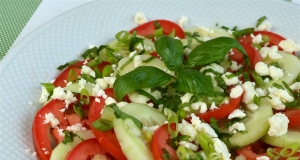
32,14 -> 300,160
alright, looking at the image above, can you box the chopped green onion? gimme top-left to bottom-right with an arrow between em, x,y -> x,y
225,73 -> 236,79
81,74 -> 95,83
115,30 -> 131,44
162,148 -> 175,160
177,135 -> 190,141
232,28 -> 255,38
80,88 -> 90,105
68,68 -> 77,82
118,49 -> 143,72
92,118 -> 113,131
61,130 -> 83,144
129,30 -> 144,52
198,132 -> 214,154
176,109 -> 186,122
261,35 -> 270,43
215,76 -> 227,90
267,148 -> 280,160
251,72 -> 265,87
252,44 -> 262,50
107,103 -> 143,129
169,29 -> 176,38
168,115 -> 179,138
280,143 -> 299,157
272,82 -> 285,90
256,16 -> 267,27
176,146 -> 187,160
282,81 -> 297,97
154,21 -> 161,29
270,62 -> 281,68
73,102 -> 85,118
87,57 -> 102,67
232,26 -> 238,31
142,56 -> 155,63
81,47 -> 98,60
57,60 -> 79,70
220,26 -> 230,31
154,28 -> 163,37
102,65 -> 113,77
94,66 -> 102,78
41,83 -> 55,93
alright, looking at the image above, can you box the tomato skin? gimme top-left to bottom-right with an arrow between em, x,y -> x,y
281,109 -> 300,128
54,61 -> 110,87
151,124 -> 178,160
196,96 -> 242,123
65,138 -> 110,160
88,88 -> 127,160
32,100 -> 69,160
130,19 -> 185,39
238,31 -> 286,47
229,41 -> 263,68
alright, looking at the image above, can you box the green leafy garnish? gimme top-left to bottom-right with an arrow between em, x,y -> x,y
61,130 -> 83,144
155,36 -> 184,71
232,28 -> 255,38
129,30 -> 144,52
57,60 -> 79,70
113,66 -> 173,100
41,83 -> 55,93
92,118 -> 114,131
256,16 -> 267,27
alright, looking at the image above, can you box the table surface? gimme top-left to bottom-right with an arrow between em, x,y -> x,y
1,0 -> 299,61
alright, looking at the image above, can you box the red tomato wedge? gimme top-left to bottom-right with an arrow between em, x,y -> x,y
65,138 -> 110,160
229,41 -> 263,68
151,124 -> 178,160
130,19 -> 185,39
238,31 -> 286,47
32,100 -> 69,160
196,96 -> 242,123
282,109 -> 300,128
88,88 -> 127,160
54,61 -> 110,87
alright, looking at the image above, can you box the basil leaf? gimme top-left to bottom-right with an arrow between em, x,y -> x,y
113,66 -> 173,100
175,69 -> 214,96
155,36 -> 184,71
186,37 -> 246,68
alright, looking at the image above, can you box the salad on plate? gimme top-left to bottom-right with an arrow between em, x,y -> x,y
32,13 -> 300,160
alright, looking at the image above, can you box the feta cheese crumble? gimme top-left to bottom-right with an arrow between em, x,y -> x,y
178,16 -> 188,27
134,12 -> 148,25
268,113 -> 289,137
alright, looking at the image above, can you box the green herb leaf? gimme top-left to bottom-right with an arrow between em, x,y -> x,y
155,36 -> 184,71
81,47 -> 98,60
92,118 -> 114,131
186,37 -> 246,68
57,60 -> 79,70
256,16 -> 267,27
41,83 -> 55,93
73,102 -> 85,118
113,66 -> 173,100
61,130 -> 83,144
175,69 -> 214,97
129,30 -> 144,52
232,28 -> 255,38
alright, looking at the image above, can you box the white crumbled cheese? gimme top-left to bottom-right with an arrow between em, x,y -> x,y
230,61 -> 243,71
135,43 -> 144,51
178,16 -> 188,27
32,152 -> 37,157
105,97 -> 117,105
290,82 -> 300,91
269,66 -> 284,80
198,25 -> 214,34
183,48 -> 191,55
117,101 -> 128,109
78,78 -> 87,91
81,65 -> 95,77
25,149 -> 31,154
269,87 -> 294,103
103,77 -> 116,88
92,84 -> 101,96
134,55 -> 142,68
128,92 -> 150,104
228,122 -> 246,133
268,113 -> 289,137
268,94 -> 286,110
43,113 -> 60,127
179,141 -> 199,151
95,78 -> 108,90
210,63 -> 225,74
252,34 -> 263,44
143,125 -> 159,134
95,97 -> 101,103
246,103 -> 258,110
57,128 -> 65,137
66,123 -> 86,133
222,72 -> 239,86
178,119 -> 198,141
256,156 -> 270,160
151,90 -> 162,99
242,81 -> 257,104
212,138 -> 231,160
89,44 -> 96,49
278,39 -> 300,53
134,12 -> 148,25
210,102 -> 218,110
51,87 -> 77,108
254,61 -> 269,76
230,85 -> 244,99
259,46 -> 282,60
66,81 -> 72,86
255,88 -> 266,96
50,79 -> 55,83
63,80 -> 67,84
264,78 -> 270,83
129,50 -> 137,58
39,86 -> 50,104
228,109 -> 246,119
190,114 -> 218,138
257,21 -> 272,31
180,93 -> 193,103
191,101 -> 207,113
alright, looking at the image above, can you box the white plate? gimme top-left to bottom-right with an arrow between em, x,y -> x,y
0,0 -> 299,159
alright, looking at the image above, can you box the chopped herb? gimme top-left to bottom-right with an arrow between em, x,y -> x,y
73,102 -> 85,118
40,83 -> 55,93
220,26 -> 230,31
142,56 -> 155,63
57,60 -> 79,70
102,65 -> 113,77
129,30 -> 144,52
256,16 -> 267,27
251,72 -> 265,87
92,118 -> 114,131
81,47 -> 98,60
232,28 -> 255,38
162,148 -> 175,160
61,130 -> 83,144
68,68 -> 77,82
272,82 -> 285,90
270,62 -> 281,68
80,74 -> 95,83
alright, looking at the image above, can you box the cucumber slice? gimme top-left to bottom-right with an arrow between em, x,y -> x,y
101,106 -> 115,122
50,130 -> 95,160
222,99 -> 273,147
266,51 -> 300,87
116,55 -> 167,76
261,128 -> 300,148
121,103 -> 167,127
113,118 -> 154,160
64,83 -> 94,95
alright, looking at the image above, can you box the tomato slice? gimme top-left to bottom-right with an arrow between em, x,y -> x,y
130,19 -> 185,39
65,138 -> 110,160
238,31 -> 286,46
54,61 -> 110,87
196,96 -> 242,123
151,124 -> 178,160
281,109 -> 300,128
88,88 -> 127,160
229,41 -> 263,68
32,100 -> 69,160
